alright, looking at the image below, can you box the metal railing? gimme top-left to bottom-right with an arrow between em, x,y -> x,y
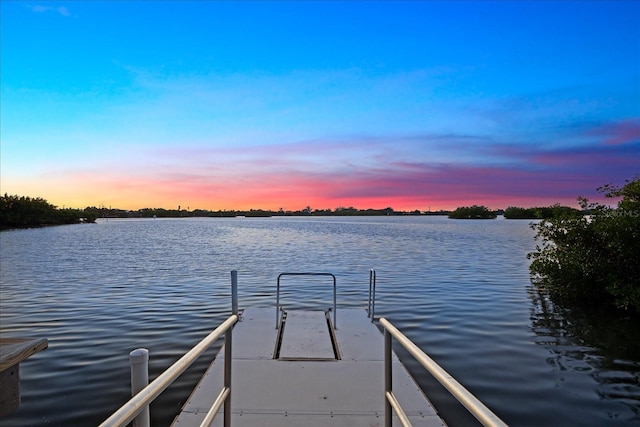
276,272 -> 337,328
99,314 -> 237,427
380,318 -> 508,427
368,269 -> 377,321
100,271 -> 241,427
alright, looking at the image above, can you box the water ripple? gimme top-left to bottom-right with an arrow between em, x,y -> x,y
1,217 -> 638,426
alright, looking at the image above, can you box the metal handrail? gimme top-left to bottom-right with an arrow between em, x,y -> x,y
380,318 -> 508,427
99,314 -> 238,427
368,269 -> 376,321
276,273 -> 337,328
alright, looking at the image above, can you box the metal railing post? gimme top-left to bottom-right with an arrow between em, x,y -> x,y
276,276 -> 281,329
231,270 -> 238,315
129,349 -> 150,427
371,270 -> 376,322
101,315 -> 237,427
368,270 -> 372,317
332,274 -> 337,329
380,318 -> 508,427
384,329 -> 392,427
223,327 -> 232,427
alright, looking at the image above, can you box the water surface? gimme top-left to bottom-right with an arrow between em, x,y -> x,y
1,217 -> 638,426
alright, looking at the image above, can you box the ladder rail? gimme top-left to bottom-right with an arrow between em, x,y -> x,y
276,272 -> 337,329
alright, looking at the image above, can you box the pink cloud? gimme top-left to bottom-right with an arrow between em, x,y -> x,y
42,160 -> 615,211
35,128 -> 639,211
588,118 -> 640,145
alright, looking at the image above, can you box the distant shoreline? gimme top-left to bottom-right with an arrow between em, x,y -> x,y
2,193 -> 587,230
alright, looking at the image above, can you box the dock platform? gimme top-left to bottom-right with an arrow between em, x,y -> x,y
0,337 -> 48,417
171,308 -> 445,426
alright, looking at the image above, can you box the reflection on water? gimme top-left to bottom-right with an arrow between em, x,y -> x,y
529,286 -> 640,423
0,217 -> 639,426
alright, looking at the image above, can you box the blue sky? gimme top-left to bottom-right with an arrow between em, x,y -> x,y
1,1 -> 639,210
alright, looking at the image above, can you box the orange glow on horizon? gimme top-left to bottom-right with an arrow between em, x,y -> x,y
1,148 -> 618,213
8,182 -> 586,213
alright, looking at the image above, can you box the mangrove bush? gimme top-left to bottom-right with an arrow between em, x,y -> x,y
0,194 -> 96,229
448,205 -> 497,219
528,178 -> 640,311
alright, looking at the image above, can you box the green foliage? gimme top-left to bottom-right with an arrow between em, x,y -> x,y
0,194 -> 95,229
448,205 -> 497,219
504,204 -> 581,219
528,177 -> 640,312
504,206 -> 534,219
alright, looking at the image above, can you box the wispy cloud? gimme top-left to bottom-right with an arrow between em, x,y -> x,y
32,124 -> 638,211
5,65 -> 637,210
587,119 -> 640,146
27,4 -> 70,16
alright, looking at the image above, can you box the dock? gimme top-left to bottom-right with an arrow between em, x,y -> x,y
171,307 -> 445,426
0,337 -> 48,416
100,271 -> 507,427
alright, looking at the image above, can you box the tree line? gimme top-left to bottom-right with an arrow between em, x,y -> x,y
83,205 -> 430,219
2,199 -> 436,229
447,204 -> 581,219
0,194 -> 97,230
0,194 -> 591,229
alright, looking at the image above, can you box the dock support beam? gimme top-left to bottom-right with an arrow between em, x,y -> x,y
0,365 -> 20,416
129,348 -> 150,427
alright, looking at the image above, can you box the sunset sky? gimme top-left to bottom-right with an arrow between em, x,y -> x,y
2,1 -> 639,211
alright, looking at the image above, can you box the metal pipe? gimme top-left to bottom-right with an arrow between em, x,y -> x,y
231,270 -> 238,315
371,270 -> 376,322
199,387 -> 230,427
385,391 -> 411,427
368,270 -> 373,317
332,274 -> 337,329
379,318 -> 508,427
224,326 -> 232,427
384,328 -> 392,427
100,315 -> 238,427
129,349 -> 149,427
276,273 -> 337,328
276,276 -> 280,329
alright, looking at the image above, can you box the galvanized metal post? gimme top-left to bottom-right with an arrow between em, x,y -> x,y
332,274 -> 337,329
384,329 -> 392,427
225,270 -> 237,426
276,276 -> 281,329
223,327 -> 232,427
368,269 -> 373,317
371,270 -> 376,322
129,348 -> 150,427
231,270 -> 238,315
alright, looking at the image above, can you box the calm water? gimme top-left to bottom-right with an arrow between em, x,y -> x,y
1,217 -> 638,426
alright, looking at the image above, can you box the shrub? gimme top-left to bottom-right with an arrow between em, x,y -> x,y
448,205 -> 497,219
0,194 -> 93,229
528,177 -> 640,311
504,205 -> 582,219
